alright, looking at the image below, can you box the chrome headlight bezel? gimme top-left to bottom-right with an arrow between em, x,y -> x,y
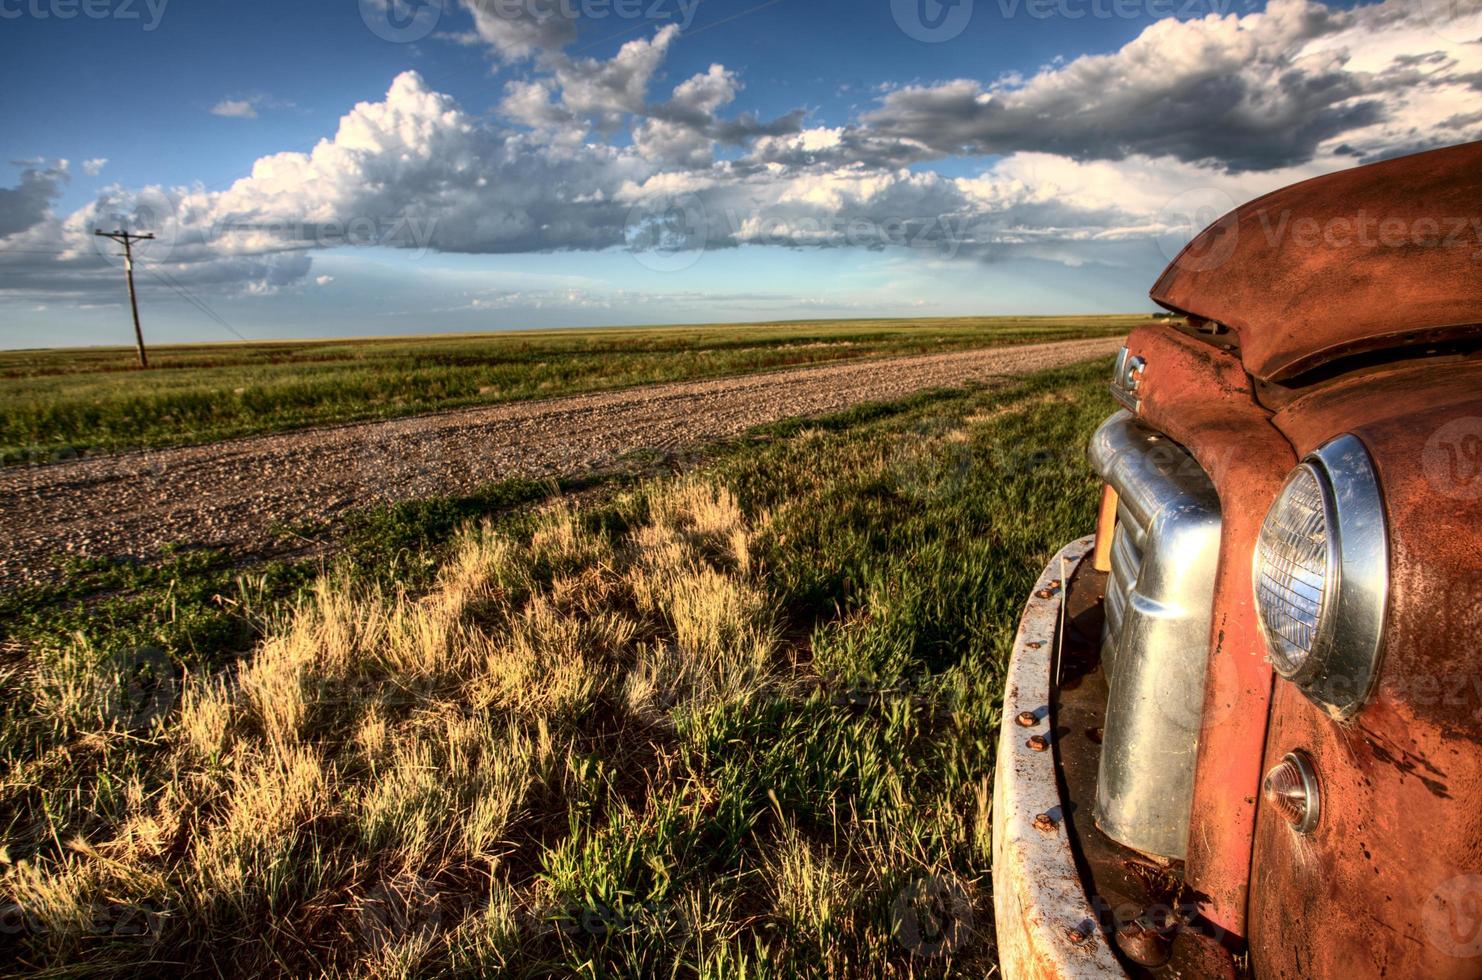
1254,434 -> 1389,718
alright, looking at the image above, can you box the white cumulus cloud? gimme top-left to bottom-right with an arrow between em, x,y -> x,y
1,0 -> 1477,304
211,99 -> 259,119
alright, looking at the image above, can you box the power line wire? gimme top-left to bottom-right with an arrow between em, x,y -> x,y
147,267 -> 243,340
141,265 -> 250,343
572,0 -> 713,52
678,0 -> 786,40
5,244 -> 249,345
0,247 -> 96,257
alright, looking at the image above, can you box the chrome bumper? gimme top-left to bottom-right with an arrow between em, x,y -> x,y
992,535 -> 1128,980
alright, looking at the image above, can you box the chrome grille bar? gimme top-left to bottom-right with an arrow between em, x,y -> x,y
1086,410 -> 1222,861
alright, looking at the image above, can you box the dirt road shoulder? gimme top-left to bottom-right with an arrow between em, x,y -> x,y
0,337 -> 1121,587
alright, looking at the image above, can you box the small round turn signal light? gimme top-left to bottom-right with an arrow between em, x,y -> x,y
1263,751 -> 1321,834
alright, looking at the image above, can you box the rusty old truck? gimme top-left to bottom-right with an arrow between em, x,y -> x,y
991,139 -> 1482,979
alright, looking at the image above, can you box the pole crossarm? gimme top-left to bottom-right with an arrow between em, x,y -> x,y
94,230 -> 157,243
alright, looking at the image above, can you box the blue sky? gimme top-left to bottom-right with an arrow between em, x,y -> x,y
0,0 -> 1477,346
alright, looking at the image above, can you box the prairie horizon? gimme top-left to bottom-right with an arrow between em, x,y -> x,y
0,315 -> 1141,464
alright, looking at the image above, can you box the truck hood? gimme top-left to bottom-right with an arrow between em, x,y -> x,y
1151,140 -> 1482,382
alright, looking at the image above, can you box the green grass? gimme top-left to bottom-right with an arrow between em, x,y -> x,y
0,355 -> 1117,977
0,316 -> 1138,464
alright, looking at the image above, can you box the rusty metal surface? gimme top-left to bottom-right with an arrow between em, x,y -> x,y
1165,928 -> 1240,980
993,535 -> 1129,979
1150,139 -> 1482,382
1245,360 -> 1482,979
1120,324 -> 1297,944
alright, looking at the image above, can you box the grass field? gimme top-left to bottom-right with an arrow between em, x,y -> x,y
0,354 -> 1116,977
0,316 -> 1139,464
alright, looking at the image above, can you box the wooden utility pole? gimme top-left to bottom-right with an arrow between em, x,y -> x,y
94,229 -> 156,368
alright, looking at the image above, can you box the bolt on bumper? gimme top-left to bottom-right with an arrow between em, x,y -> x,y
992,535 -> 1128,980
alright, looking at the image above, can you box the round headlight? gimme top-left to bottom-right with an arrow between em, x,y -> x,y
1254,465 -> 1335,677
1253,435 -> 1389,718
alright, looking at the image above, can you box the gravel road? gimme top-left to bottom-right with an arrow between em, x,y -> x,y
0,337 -> 1121,587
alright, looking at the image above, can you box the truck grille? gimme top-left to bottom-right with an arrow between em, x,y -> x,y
1087,411 -> 1222,861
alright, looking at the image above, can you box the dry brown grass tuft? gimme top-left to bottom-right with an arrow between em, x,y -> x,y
765,826 -> 856,946
2,476 -> 778,975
